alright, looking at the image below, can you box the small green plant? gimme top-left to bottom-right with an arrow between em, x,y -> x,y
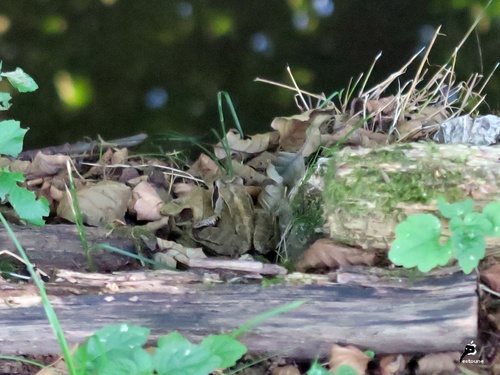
0,62 -> 49,225
389,198 -> 500,274
73,300 -> 304,375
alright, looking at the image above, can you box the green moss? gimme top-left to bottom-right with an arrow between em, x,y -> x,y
323,145 -> 468,219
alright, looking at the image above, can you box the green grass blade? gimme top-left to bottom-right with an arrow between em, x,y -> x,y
229,300 -> 306,339
217,91 -> 244,138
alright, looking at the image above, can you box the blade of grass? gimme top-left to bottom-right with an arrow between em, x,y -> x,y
229,300 -> 306,339
0,213 -> 77,375
65,161 -> 95,271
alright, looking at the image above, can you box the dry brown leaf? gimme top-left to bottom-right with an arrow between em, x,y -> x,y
57,180 -> 132,226
112,147 -> 128,164
379,354 -> 406,375
160,185 -> 212,223
156,239 -> 206,267
188,153 -> 220,182
417,352 -> 459,374
25,152 -> 71,178
213,129 -> 271,159
130,181 -> 163,221
271,365 -> 301,375
482,264 -> 500,292
329,344 -> 370,375
231,160 -> 267,185
296,239 -> 376,272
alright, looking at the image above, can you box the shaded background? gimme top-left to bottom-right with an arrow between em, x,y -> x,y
0,0 -> 499,152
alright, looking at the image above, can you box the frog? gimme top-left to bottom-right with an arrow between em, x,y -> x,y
192,179 -> 278,257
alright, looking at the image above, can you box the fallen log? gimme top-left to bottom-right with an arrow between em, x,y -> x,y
0,268 -> 477,359
312,143 -> 500,251
0,224 -> 139,272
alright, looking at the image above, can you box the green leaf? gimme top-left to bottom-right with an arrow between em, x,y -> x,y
336,365 -> 359,375
0,169 -> 49,225
388,214 -> 452,272
0,92 -> 12,110
73,324 -> 150,374
200,335 -> 247,368
449,213 -> 489,274
483,202 -> 500,237
0,120 -> 28,157
1,67 -> 38,92
451,228 -> 485,274
307,360 -> 330,375
437,197 -> 474,219
154,332 -> 221,375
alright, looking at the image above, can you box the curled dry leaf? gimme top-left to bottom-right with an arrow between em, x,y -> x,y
214,129 -> 271,159
160,185 -> 212,223
271,109 -> 333,154
329,344 -> 370,375
482,264 -> 500,293
156,238 -> 206,267
25,152 -> 71,178
271,365 -> 300,375
57,180 -> 132,226
130,181 -> 163,221
188,153 -> 220,183
379,355 -> 406,375
295,239 -> 377,272
417,352 -> 459,374
112,147 -> 128,164
231,160 -> 267,185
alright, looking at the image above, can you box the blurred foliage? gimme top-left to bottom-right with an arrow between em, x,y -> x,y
0,0 -> 498,151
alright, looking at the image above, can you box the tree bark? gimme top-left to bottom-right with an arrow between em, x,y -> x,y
0,268 -> 477,359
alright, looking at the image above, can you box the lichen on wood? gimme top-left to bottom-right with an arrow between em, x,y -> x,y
320,143 -> 500,251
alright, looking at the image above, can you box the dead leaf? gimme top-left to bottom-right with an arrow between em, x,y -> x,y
379,354 -> 406,375
329,344 -> 370,375
482,264 -> 500,293
25,152 -> 71,178
271,365 -> 300,375
272,109 -> 333,153
417,352 -> 459,374
160,185 -> 212,223
156,239 -> 206,267
231,160 -> 267,185
112,148 -> 128,164
271,152 -> 305,191
296,239 -> 376,272
188,153 -> 220,183
57,180 -> 132,226
130,181 -> 163,221
213,129 -> 271,159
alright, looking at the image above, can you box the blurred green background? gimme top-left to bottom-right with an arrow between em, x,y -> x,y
0,0 -> 499,152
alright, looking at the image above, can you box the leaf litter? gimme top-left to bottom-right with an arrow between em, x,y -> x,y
2,18 -> 500,375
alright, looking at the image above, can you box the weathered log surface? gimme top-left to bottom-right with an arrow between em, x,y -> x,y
0,269 -> 477,359
314,143 -> 500,250
0,224 -> 138,272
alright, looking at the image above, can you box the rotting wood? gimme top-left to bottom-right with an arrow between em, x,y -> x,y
0,269 -> 477,359
312,143 -> 500,251
0,224 -> 139,273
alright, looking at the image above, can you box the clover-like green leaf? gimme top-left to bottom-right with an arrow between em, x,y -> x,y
0,120 -> 28,157
200,335 -> 247,368
1,67 -> 38,92
451,228 -> 485,274
0,168 -> 49,225
483,202 -> 500,237
155,332 -> 221,375
388,214 -> 452,272
437,197 -> 474,219
0,92 -> 12,110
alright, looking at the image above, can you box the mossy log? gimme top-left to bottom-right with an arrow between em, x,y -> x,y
317,143 -> 500,251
